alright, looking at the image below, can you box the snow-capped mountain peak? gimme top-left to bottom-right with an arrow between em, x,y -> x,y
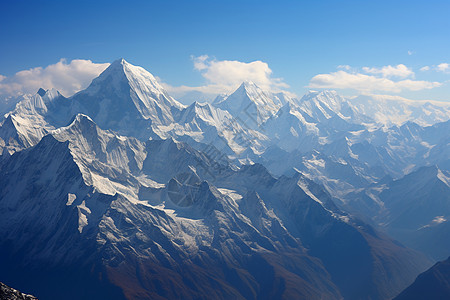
67,59 -> 186,138
85,58 -> 184,110
297,90 -> 355,122
36,87 -> 62,103
111,58 -> 180,106
214,81 -> 283,126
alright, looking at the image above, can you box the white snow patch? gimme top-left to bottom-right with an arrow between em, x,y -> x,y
437,169 -> 450,187
297,180 -> 324,206
77,200 -> 91,233
66,193 -> 77,206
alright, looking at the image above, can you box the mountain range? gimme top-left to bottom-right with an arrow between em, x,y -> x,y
1,59 -> 449,299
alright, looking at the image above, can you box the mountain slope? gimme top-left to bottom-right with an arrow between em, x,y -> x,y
379,166 -> 450,260
265,173 -> 429,300
0,115 -> 431,299
0,282 -> 37,300
213,164 -> 431,300
0,121 -> 343,300
344,165 -> 450,261
394,257 -> 450,300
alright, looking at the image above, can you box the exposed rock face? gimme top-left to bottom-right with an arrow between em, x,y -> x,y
0,282 -> 37,300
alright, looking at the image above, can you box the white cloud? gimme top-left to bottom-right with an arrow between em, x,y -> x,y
309,70 -> 441,93
337,65 -> 352,71
192,55 -> 209,71
163,55 -> 291,99
362,64 -> 414,78
0,59 -> 110,98
436,63 -> 450,73
419,63 -> 450,73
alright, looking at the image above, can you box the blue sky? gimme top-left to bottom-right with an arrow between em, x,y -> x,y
1,0 -> 450,102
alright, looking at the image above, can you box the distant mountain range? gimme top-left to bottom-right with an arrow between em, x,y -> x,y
1,59 -> 449,299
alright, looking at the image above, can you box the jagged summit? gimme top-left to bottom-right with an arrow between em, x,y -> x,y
35,87 -> 62,101
399,164 -> 449,187
37,87 -> 47,97
237,80 -> 260,91
291,89 -> 373,126
305,90 -> 349,109
54,113 -> 96,135
68,59 -> 185,137
112,57 -> 127,64
86,58 -> 174,101
214,81 -> 283,126
302,89 -> 338,98
72,112 -> 95,124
